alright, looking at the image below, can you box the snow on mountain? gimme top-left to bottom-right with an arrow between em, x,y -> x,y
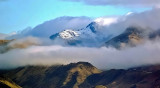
50,22 -> 103,46
47,14 -> 160,48
59,29 -> 80,39
50,22 -> 97,40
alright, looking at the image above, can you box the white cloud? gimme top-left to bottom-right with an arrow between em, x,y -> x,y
94,17 -> 118,26
7,8 -> 160,48
97,8 -> 160,39
0,36 -> 42,53
9,8 -> 160,41
1,39 -> 160,69
10,16 -> 92,38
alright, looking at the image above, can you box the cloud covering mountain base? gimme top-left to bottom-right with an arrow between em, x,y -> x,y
0,38 -> 160,69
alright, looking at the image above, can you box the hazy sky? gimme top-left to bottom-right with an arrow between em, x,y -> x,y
0,0 -> 150,33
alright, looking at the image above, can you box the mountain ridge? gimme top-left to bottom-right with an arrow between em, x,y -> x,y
1,62 -> 160,88
49,21 -> 160,48
2,62 -> 101,88
104,27 -> 145,48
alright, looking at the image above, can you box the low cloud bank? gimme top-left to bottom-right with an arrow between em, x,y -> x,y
0,37 -> 41,53
0,39 -> 160,69
8,37 -> 41,48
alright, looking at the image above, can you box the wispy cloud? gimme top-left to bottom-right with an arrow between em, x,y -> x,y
62,0 -> 160,7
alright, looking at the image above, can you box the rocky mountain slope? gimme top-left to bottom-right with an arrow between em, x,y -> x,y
104,27 -> 145,49
1,62 -> 160,88
104,27 -> 160,49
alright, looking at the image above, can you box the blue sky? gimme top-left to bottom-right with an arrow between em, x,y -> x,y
0,0 -> 150,33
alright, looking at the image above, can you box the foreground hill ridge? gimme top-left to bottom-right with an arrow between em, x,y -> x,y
0,76 -> 21,88
1,62 -> 160,88
2,62 -> 101,88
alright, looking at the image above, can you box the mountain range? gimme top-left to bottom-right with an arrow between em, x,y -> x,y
1,62 -> 160,88
0,19 -> 160,88
49,21 -> 160,48
49,22 -> 104,47
1,21 -> 160,53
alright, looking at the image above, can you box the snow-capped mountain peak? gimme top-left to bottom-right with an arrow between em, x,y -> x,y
49,22 -> 102,46
50,22 -> 98,40
59,29 -> 79,39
